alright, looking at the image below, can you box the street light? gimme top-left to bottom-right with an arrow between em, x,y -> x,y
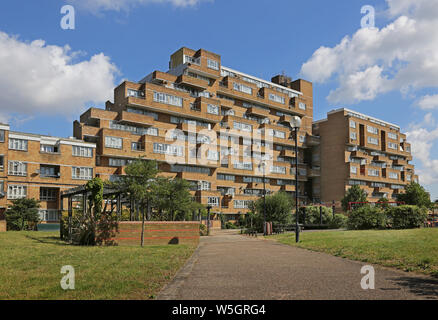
258,161 -> 267,235
280,115 -> 302,243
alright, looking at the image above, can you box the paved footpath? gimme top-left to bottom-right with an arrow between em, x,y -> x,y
158,230 -> 438,300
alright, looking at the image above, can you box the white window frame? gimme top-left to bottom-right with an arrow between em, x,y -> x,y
153,91 -> 183,107
269,93 -> 285,104
207,104 -> 219,115
72,146 -> 93,157
9,138 -> 28,151
7,185 -> 27,200
40,188 -> 58,201
72,167 -> 93,180
233,82 -> 253,95
367,125 -> 378,134
350,120 -> 356,128
105,136 -> 123,149
8,161 -> 27,176
207,59 -> 219,70
367,137 -> 379,145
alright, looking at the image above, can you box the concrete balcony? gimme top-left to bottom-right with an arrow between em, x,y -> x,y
281,184 -> 296,192
393,158 -> 407,166
117,111 -> 154,127
373,155 -> 388,163
280,149 -> 296,158
308,167 -> 321,177
246,107 -> 270,117
305,134 -> 320,147
351,150 -> 368,159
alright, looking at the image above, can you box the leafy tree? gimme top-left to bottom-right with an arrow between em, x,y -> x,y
152,177 -> 192,221
396,182 -> 432,208
341,185 -> 368,211
253,191 -> 294,230
6,198 -> 40,231
376,197 -> 390,209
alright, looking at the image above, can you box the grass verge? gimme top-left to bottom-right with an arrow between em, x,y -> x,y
0,231 -> 196,299
269,228 -> 438,276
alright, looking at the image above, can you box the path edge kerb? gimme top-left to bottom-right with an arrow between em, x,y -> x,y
156,241 -> 203,300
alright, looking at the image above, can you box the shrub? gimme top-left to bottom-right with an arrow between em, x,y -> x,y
299,206 -> 333,224
329,214 -> 348,229
225,221 -> 239,229
347,205 -> 388,230
199,223 -> 208,236
341,185 -> 368,212
387,205 -> 428,229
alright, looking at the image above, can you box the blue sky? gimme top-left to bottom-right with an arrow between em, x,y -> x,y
0,0 -> 437,199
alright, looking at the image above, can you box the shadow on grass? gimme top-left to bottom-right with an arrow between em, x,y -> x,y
24,235 -> 68,246
390,275 -> 438,299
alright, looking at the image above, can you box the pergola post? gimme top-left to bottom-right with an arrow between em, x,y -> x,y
68,196 -> 73,243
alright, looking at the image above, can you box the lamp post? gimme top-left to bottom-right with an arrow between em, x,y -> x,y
281,115 -> 302,243
259,161 -> 267,236
206,205 -> 212,236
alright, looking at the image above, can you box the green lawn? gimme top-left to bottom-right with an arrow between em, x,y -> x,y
0,231 -> 196,300
269,228 -> 438,276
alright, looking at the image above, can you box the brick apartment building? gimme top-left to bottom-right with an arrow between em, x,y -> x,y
313,108 -> 418,206
0,47 -> 418,227
0,123 -> 96,223
74,47 -> 321,220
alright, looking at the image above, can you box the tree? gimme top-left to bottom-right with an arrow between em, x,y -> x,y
341,185 -> 368,211
152,178 -> 192,221
397,182 -> 432,208
6,198 -> 41,231
376,197 -> 390,209
253,191 -> 294,229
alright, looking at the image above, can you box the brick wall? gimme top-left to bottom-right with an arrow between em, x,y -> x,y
113,221 -> 200,246
0,220 -> 6,232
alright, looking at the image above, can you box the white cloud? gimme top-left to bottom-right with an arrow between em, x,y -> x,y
68,0 -> 209,12
0,31 -> 118,121
417,95 -> 438,110
300,1 -> 438,105
406,114 -> 438,186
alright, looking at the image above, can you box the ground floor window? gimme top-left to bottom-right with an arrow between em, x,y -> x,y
7,185 -> 27,199
38,209 -> 59,222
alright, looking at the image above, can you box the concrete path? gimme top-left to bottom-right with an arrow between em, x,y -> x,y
158,230 -> 438,300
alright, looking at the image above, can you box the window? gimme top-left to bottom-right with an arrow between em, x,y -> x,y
367,137 -> 379,145
388,142 -> 398,150
207,197 -> 219,207
73,146 -> 93,157
233,83 -> 252,95
127,89 -> 143,98
269,129 -> 286,139
105,136 -> 122,149
170,164 -> 210,174
350,132 -> 357,140
8,161 -> 27,176
299,102 -> 306,110
109,158 -> 132,167
9,138 -> 28,151
40,188 -> 57,201
233,121 -> 252,132
38,209 -> 59,222
41,145 -> 59,153
234,200 -> 251,209
269,93 -> 285,104
299,135 -> 306,143
153,92 -> 183,107
0,130 -> 4,142
40,166 -> 59,178
368,169 -> 380,177
127,107 -> 159,120
207,59 -> 219,70
131,142 -> 143,151
217,174 -> 235,181
0,155 -> 3,170
406,174 -> 411,181
153,143 -> 184,156
389,172 -> 399,179
207,104 -> 219,115
350,120 -> 356,128
270,166 -> 286,174
72,167 -> 93,180
234,162 -> 252,170
349,180 -> 367,186
367,125 -> 378,134
198,181 -> 211,191
7,185 -> 27,199
388,132 -> 398,140
350,166 -> 357,174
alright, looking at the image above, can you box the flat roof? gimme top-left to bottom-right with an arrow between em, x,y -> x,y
221,66 -> 303,96
315,108 -> 400,130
